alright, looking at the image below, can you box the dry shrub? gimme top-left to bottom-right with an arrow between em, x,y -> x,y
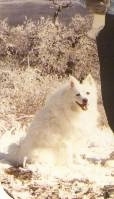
0,14 -> 99,81
0,68 -> 63,117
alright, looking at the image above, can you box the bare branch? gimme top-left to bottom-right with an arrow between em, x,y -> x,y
49,0 -> 72,26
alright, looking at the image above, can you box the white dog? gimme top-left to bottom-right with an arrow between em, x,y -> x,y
7,74 -> 99,166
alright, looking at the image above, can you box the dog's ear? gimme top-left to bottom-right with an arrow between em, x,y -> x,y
83,74 -> 95,86
69,76 -> 79,88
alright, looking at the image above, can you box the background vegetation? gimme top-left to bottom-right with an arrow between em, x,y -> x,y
0,13 -> 106,132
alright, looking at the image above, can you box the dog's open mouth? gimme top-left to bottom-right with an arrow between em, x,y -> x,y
76,102 -> 88,111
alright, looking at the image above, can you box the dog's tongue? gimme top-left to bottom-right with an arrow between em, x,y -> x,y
82,104 -> 88,110
76,101 -> 88,111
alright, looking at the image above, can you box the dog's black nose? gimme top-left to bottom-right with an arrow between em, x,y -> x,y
83,98 -> 88,104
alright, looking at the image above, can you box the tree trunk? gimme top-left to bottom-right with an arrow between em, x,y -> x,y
96,6 -> 114,131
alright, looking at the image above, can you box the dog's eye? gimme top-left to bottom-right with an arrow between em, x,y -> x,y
86,92 -> 90,95
76,93 -> 80,96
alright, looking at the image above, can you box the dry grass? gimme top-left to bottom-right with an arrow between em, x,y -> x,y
0,68 -> 60,115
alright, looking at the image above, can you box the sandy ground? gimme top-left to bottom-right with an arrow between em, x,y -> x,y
93,13 -> 105,29
87,13 -> 105,39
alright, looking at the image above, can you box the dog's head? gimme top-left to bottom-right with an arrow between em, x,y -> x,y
69,74 -> 97,111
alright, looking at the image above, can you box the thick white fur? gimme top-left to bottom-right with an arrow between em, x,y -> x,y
7,74 -> 100,166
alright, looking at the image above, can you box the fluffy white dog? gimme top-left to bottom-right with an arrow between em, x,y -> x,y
7,74 -> 100,166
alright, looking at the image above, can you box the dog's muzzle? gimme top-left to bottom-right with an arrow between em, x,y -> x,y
76,98 -> 88,111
